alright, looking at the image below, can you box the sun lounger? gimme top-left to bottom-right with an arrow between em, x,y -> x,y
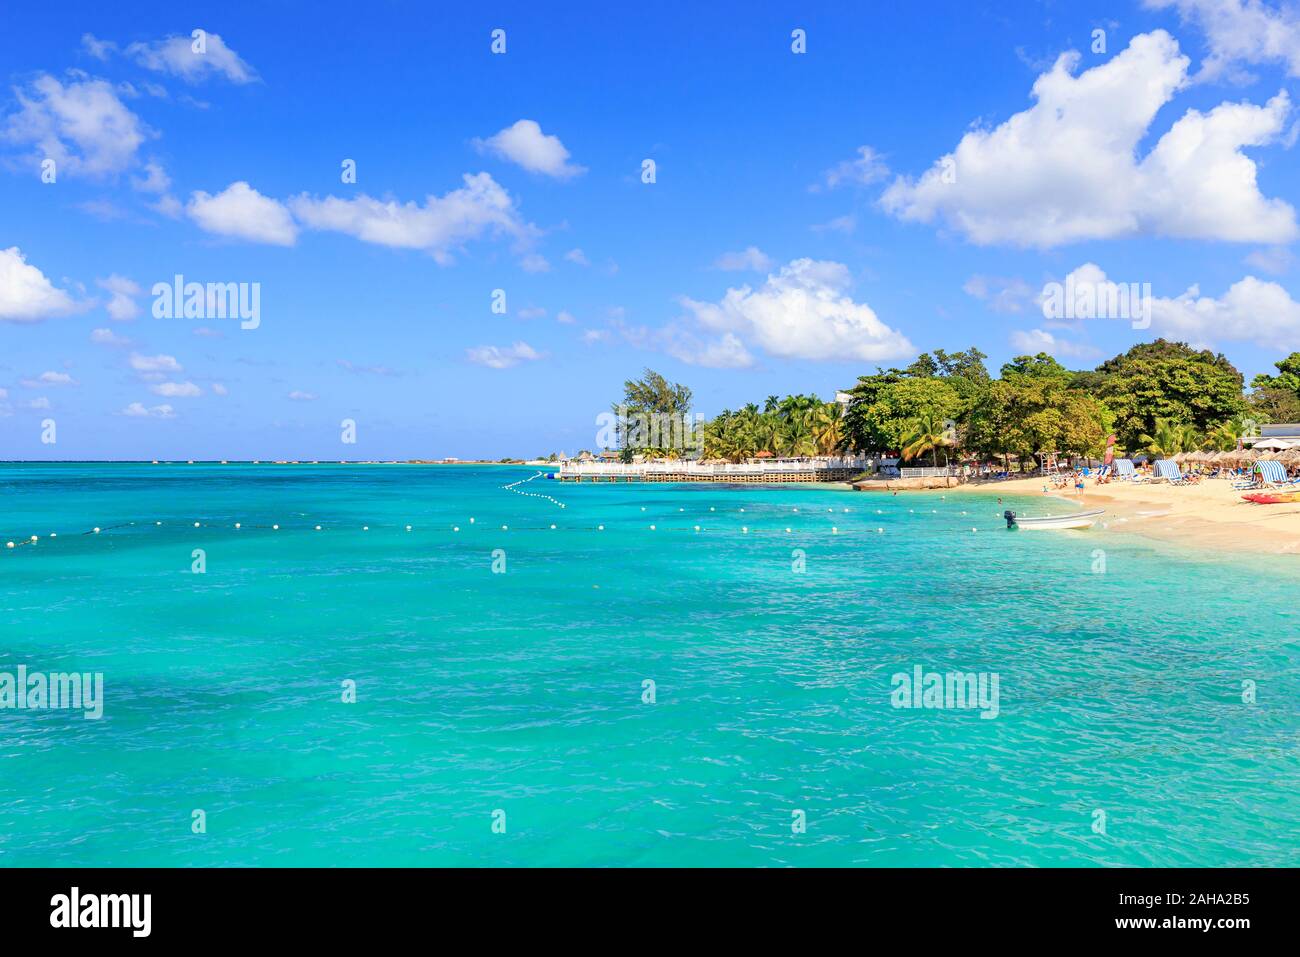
1253,460 -> 1295,489
1153,459 -> 1190,485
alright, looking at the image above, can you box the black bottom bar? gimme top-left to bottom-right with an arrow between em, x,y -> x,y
0,867 -> 1285,943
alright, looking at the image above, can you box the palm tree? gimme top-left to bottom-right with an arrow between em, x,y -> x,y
900,414 -> 950,467
1138,418 -> 1199,459
811,402 -> 844,455
1206,414 -> 1258,452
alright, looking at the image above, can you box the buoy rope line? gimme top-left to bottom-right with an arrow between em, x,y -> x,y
500,471 -> 566,509
4,516 -> 1005,551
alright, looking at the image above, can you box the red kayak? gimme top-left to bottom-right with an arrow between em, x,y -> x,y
1243,492 -> 1300,504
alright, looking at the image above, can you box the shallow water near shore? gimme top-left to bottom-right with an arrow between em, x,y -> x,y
1,463 -> 1297,866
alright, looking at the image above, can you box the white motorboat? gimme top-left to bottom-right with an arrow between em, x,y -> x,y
1004,508 -> 1103,530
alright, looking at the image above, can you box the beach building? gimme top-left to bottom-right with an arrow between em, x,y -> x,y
1248,424 -> 1300,447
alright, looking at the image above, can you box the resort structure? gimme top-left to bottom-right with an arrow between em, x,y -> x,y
557,455 -> 872,483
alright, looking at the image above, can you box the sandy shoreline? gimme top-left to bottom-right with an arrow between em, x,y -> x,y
949,475 -> 1300,557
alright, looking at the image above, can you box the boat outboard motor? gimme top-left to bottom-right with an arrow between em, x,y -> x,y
1003,510 -> 1017,528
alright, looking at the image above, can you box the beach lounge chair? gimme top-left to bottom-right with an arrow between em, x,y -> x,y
1253,460 -> 1295,489
1113,458 -> 1143,482
1153,459 -> 1190,485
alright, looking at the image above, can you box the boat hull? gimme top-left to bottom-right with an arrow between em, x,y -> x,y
1008,508 -> 1104,530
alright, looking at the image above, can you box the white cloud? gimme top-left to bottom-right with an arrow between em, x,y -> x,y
520,252 -> 550,273
1150,274 -> 1300,349
516,306 -> 546,320
0,247 -> 79,322
675,258 -> 913,364
125,31 -> 258,84
466,341 -> 545,369
120,401 -> 176,418
881,31 -> 1297,247
661,329 -> 755,369
81,34 -> 116,61
1146,0 -> 1300,79
130,353 -> 183,373
212,383 -> 228,396
713,246 -> 774,272
472,119 -> 585,178
289,173 -> 532,263
564,248 -> 590,266
132,159 -> 171,194
21,371 -> 76,388
814,145 -> 889,190
964,274 -> 1036,313
26,397 -> 52,410
2,74 -> 148,177
188,182 -> 297,246
151,194 -> 183,219
151,381 -> 201,397
1009,328 -> 1099,359
810,215 -> 857,234
1245,246 -> 1295,273
288,390 -> 317,401
91,327 -> 131,347
1043,261 -> 1300,350
556,310 -> 577,324
97,274 -> 142,320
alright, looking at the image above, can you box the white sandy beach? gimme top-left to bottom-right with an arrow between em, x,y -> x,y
952,475 -> 1300,556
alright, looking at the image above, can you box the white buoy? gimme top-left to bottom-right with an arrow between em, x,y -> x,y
50,533 -> 56,538
235,523 -> 241,529
710,507 -> 715,512
93,527 -> 101,534
693,525 -> 700,532
832,527 -> 838,534
742,526 -> 749,533
549,524 -> 556,530
406,525 -> 413,532
194,522 -> 200,528
785,527 -> 791,533
272,524 -> 279,530
877,527 -> 883,533
597,525 -> 604,531
501,525 -> 508,531
971,528 -> 977,533
30,535 -> 37,542
740,508 -> 745,513
363,526 -> 369,531
5,542 -> 12,549
453,526 -> 459,532
649,524 -> 656,531
315,525 -> 322,531
156,521 -> 162,526
679,508 -> 684,512
640,507 -> 646,512
470,518 -> 475,523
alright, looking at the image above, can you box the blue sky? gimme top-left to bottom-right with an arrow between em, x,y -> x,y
3,0 -> 1300,459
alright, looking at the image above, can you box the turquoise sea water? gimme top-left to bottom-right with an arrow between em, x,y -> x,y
1,462 -> 1297,867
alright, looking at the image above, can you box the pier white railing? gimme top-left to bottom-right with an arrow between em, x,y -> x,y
558,456 -> 872,478
898,466 -> 960,478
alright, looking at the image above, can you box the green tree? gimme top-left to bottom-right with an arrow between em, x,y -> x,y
1093,340 -> 1245,447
